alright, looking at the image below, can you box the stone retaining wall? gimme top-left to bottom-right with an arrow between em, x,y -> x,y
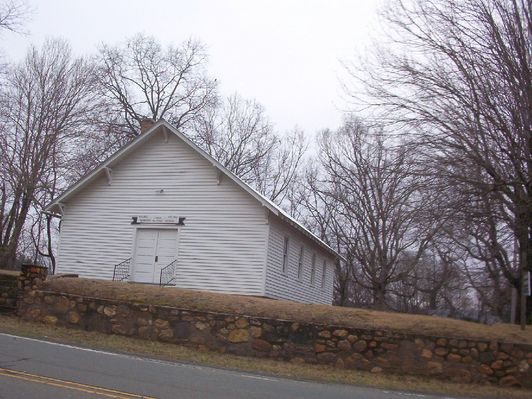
0,271 -> 19,313
18,289 -> 532,388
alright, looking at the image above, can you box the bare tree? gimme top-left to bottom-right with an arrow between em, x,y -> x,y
0,0 -> 29,33
437,183 -> 517,321
252,128 -> 307,206
191,94 -> 276,180
97,34 -> 217,139
296,164 -> 351,304
387,247 -> 473,317
315,118 -> 440,309
346,0 -> 531,325
191,93 -> 307,207
0,39 -> 100,268
28,151 -> 62,273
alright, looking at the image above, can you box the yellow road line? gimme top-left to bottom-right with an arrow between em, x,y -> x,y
0,367 -> 157,399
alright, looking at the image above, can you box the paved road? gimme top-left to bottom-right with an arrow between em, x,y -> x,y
0,333 -> 463,399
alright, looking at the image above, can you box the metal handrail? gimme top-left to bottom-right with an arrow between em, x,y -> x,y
159,259 -> 177,287
112,258 -> 131,281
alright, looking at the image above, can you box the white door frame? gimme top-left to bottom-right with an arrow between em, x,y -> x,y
130,225 -> 180,283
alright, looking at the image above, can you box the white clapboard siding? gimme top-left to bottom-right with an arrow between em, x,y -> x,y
264,214 -> 335,304
56,131 -> 268,296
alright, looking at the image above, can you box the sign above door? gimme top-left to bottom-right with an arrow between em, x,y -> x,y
131,215 -> 186,225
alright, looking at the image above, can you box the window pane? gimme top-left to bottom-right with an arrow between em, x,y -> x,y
282,236 -> 289,273
298,246 -> 304,280
310,254 -> 316,285
321,261 -> 326,288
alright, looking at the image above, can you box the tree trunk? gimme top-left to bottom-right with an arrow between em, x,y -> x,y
45,214 -> 56,274
0,194 -> 33,269
373,283 -> 387,310
516,198 -> 531,328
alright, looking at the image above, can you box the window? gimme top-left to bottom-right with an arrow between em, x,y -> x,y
282,236 -> 289,274
297,246 -> 304,280
321,260 -> 327,288
310,253 -> 316,285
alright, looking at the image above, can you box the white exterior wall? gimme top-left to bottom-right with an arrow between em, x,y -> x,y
264,215 -> 335,304
57,131 -> 269,296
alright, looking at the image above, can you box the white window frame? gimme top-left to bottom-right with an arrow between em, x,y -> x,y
297,246 -> 304,281
282,236 -> 290,274
310,253 -> 316,286
321,260 -> 327,289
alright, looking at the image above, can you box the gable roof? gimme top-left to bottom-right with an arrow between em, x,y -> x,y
46,120 -> 341,260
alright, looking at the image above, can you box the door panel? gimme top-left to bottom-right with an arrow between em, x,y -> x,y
154,230 -> 178,281
132,229 -> 158,283
133,229 -> 178,283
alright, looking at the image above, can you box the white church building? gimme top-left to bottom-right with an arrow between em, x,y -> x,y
46,120 -> 339,304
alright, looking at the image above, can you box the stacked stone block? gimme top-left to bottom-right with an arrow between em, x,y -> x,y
18,264 -> 48,292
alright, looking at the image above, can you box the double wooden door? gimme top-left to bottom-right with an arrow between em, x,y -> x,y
132,229 -> 178,283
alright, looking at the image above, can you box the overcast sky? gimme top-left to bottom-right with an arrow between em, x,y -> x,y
3,0 -> 382,136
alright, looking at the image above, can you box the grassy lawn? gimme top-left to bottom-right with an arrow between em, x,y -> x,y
0,314 -> 529,399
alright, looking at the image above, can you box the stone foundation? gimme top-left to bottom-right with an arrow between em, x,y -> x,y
18,289 -> 532,388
